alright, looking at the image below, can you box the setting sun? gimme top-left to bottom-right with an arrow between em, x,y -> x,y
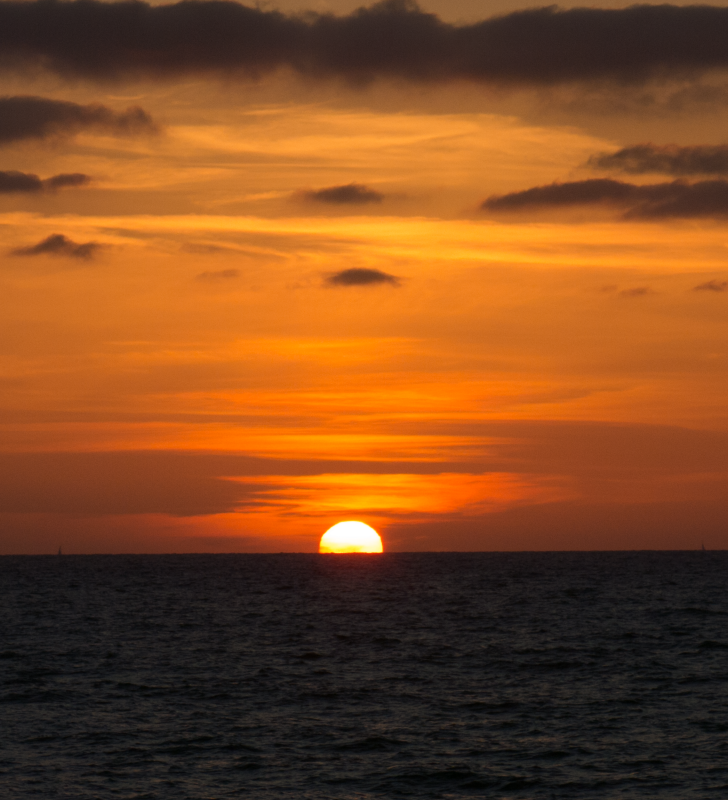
3,0 -> 728,558
319,521 -> 383,553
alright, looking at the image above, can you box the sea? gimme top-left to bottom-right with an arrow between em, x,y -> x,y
1,552 -> 727,799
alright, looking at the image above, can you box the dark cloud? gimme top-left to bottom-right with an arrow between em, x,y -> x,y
694,279 -> 728,291
0,169 -> 91,193
0,95 -> 156,143
4,1 -> 728,87
619,287 -> 654,298
304,183 -> 384,204
196,268 -> 240,280
326,267 -> 400,286
0,170 -> 42,192
11,233 -> 100,259
483,179 -> 636,211
590,144 -> 728,176
42,172 -> 91,190
482,178 -> 728,219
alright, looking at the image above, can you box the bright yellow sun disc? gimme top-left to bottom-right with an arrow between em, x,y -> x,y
319,521 -> 383,553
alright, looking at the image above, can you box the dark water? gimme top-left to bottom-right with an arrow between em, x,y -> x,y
1,552 -> 727,799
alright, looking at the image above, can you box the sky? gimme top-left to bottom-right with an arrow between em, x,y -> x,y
2,0 -> 728,553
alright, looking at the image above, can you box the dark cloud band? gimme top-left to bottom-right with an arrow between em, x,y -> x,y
482,178 -> 728,219
4,1 -> 728,85
304,183 -> 384,204
0,170 -> 43,192
694,279 -> 728,291
0,96 -> 156,143
43,172 -> 90,190
196,268 -> 240,280
0,449 -> 472,516
590,144 -> 728,176
326,268 -> 400,286
11,233 -> 100,258
0,170 -> 90,192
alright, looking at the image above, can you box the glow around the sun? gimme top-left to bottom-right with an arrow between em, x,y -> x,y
319,521 -> 383,553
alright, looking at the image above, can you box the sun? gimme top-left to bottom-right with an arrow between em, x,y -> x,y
319,521 -> 383,553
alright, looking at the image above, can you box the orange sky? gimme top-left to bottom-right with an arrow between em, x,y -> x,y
2,0 -> 728,553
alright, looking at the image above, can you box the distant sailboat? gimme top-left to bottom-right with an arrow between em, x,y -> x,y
701,542 -> 707,552
58,546 -> 62,556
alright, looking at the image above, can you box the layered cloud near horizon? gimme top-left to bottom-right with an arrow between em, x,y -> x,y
1,1 -> 728,553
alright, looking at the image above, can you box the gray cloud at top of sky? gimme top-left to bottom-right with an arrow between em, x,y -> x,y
590,144 -> 728,176
304,183 -> 384,204
4,1 -> 728,87
0,169 -> 91,193
325,267 -> 400,286
0,96 -> 157,144
482,178 -> 728,220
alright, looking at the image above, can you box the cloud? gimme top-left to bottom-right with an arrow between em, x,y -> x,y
0,170 -> 42,192
196,268 -> 240,280
11,233 -> 101,259
4,1 -> 728,87
387,497 -> 728,552
1,421 -> 726,542
303,183 -> 384,204
0,451 -> 250,516
619,287 -> 654,298
0,170 -> 91,193
0,449 -> 470,516
483,179 -> 636,211
694,279 -> 728,291
590,144 -> 728,176
598,284 -> 656,297
482,178 -> 728,219
0,95 -> 157,144
42,172 -> 91,190
325,267 -> 400,286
